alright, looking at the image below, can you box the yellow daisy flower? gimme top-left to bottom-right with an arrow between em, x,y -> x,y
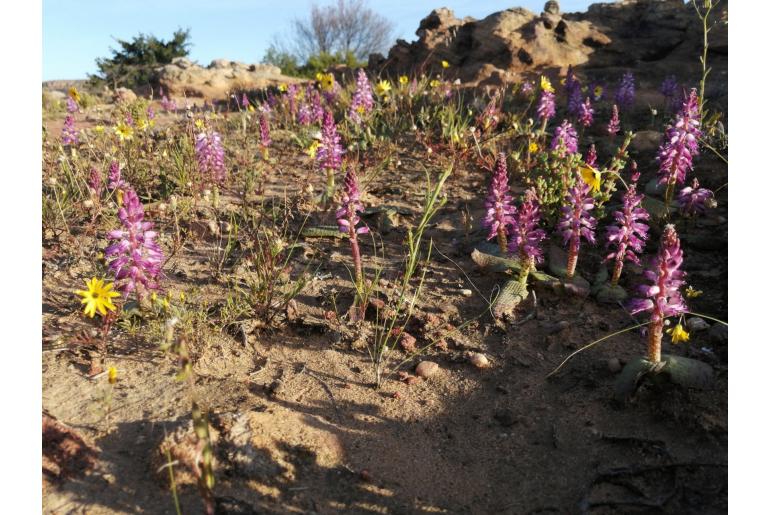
194,119 -> 205,130
68,86 -> 81,104
278,83 -> 288,93
319,73 -> 335,92
593,85 -> 603,99
429,79 -> 441,89
75,277 -> 119,318
667,323 -> 690,344
114,122 -> 134,141
375,80 -> 392,97
579,165 -> 601,192
441,60 -> 450,69
540,75 -> 554,93
93,125 -> 105,134
399,75 -> 409,85
528,142 -> 539,153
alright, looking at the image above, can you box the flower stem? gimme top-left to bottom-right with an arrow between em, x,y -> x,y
648,319 -> 663,364
566,239 -> 578,279
611,256 -> 624,286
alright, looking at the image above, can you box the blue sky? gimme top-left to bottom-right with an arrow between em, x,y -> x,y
43,0 -> 593,80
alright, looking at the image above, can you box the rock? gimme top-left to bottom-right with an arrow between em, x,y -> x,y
460,288 -> 473,297
468,352 -> 490,368
373,1 -> 726,89
543,1 -> 560,15
415,361 -> 439,378
687,317 -> 710,332
708,324 -> 728,346
399,332 -> 417,353
113,87 -> 137,104
607,358 -> 622,374
156,58 -> 302,99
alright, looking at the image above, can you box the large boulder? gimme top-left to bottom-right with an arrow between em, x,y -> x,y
156,58 -> 302,98
374,0 -> 728,87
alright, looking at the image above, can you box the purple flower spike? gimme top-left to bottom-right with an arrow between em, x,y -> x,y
677,178 -> 714,217
259,114 -> 271,148
349,68 -> 374,125
61,114 -> 78,145
615,71 -> 636,109
551,120 -> 578,157
607,104 -> 620,135
89,167 -> 103,198
195,131 -> 226,184
578,97 -> 594,128
105,187 -> 165,298
482,153 -> 516,253
566,67 -> 582,116
585,144 -> 597,167
336,166 -> 367,291
520,81 -> 534,96
558,181 -> 596,279
160,94 -> 176,112
508,188 -> 547,270
657,89 -> 701,188
296,102 -> 312,125
241,93 -> 250,109
628,224 -> 687,363
605,184 -> 650,284
108,161 -> 125,190
317,110 -> 344,173
336,168 -> 368,236
537,90 -> 556,122
660,76 -> 678,101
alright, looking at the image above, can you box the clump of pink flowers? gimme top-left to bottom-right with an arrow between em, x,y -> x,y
558,181 -> 596,279
195,131 -> 226,184
628,224 -> 687,364
105,187 -> 165,299
349,69 -> 374,125
605,184 -> 650,285
61,114 -> 78,146
551,120 -> 578,156
508,188 -> 547,279
677,178 -> 715,217
481,153 -> 516,253
108,160 -> 125,191
657,89 -> 701,196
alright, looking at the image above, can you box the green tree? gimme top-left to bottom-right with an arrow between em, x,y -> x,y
91,29 -> 192,90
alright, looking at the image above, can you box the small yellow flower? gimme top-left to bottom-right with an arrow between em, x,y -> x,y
528,142 -> 539,153
68,86 -> 81,104
399,75 -> 409,85
441,60 -> 450,69
315,72 -> 324,82
151,292 -> 158,303
162,296 -> 171,310
247,104 -> 255,112
685,286 -> 703,298
75,277 -> 119,318
375,80 -> 392,97
136,118 -> 148,131
540,76 -> 554,93
667,323 -> 690,344
278,83 -> 288,93
194,119 -> 205,130
559,78 -> 567,86
580,165 -> 601,193
93,125 -> 105,134
306,140 -> 320,159
593,85 -> 603,99
179,291 -> 186,303
116,189 -> 124,206
107,366 -> 118,384
114,122 -> 134,141
318,73 -> 335,92
429,79 -> 441,89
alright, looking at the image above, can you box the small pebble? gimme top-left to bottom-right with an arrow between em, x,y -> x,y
460,289 -> 473,297
468,352 -> 490,368
415,361 -> 439,378
607,358 -> 622,373
687,317 -> 710,332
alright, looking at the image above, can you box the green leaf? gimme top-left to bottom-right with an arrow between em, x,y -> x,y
614,357 -> 655,401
